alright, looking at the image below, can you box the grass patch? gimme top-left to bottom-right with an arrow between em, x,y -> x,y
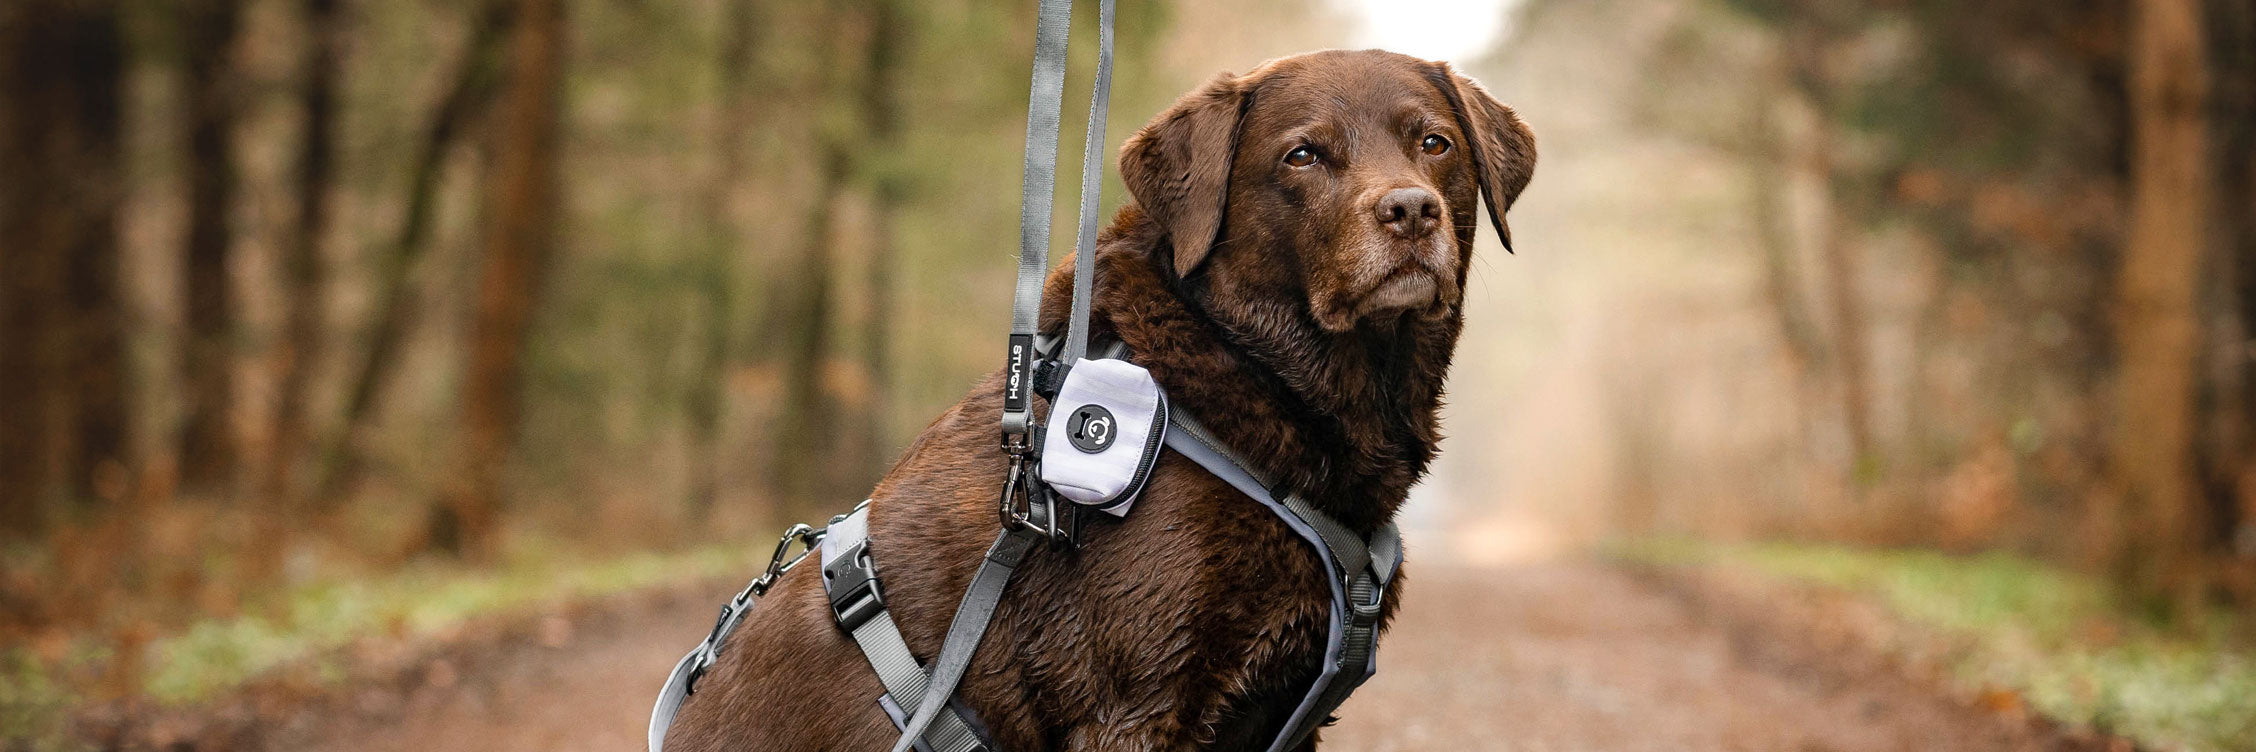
1617,539 -> 2256,752
2,542 -> 763,749
0,650 -> 85,752
144,543 -> 758,702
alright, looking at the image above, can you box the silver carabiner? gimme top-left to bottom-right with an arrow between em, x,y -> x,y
997,453 -> 1034,531
750,523 -> 824,597
998,453 -> 1075,547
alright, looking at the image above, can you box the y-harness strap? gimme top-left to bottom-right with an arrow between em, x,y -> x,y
1164,413 -> 1403,752
645,407 -> 1403,752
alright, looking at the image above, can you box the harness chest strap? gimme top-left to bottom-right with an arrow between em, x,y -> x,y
1163,413 -> 1403,752
913,335 -> 1402,752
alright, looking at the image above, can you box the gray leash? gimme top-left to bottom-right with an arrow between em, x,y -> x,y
1000,0 -> 1071,437
892,0 -> 1115,750
1060,0 -> 1113,366
882,528 -> 1038,752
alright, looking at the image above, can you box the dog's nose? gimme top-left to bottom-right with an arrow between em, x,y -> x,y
1374,187 -> 1441,239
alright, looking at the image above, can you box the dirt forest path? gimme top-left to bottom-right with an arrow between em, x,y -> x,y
274,563 -> 2100,752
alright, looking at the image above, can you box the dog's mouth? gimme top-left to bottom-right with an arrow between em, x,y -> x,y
1359,266 -> 1439,316
1313,258 -> 1457,332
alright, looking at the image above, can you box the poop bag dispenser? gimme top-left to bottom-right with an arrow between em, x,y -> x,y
1039,358 -> 1169,516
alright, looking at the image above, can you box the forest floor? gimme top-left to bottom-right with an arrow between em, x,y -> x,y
62,558 -> 2139,752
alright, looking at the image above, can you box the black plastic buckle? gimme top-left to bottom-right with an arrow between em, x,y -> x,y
1034,356 -> 1068,399
824,542 -> 886,632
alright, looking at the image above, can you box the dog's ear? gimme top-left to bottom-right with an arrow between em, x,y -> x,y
1120,72 -> 1246,278
1428,63 -> 1536,252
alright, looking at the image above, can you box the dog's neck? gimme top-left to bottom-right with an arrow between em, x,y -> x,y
1038,207 -> 1463,536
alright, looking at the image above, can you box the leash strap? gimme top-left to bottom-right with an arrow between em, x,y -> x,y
1000,0 -> 1073,438
1002,0 -> 1115,436
897,0 -> 1115,748
823,507 -> 991,752
885,528 -> 1041,752
1164,413 -> 1401,752
1060,0 -> 1114,366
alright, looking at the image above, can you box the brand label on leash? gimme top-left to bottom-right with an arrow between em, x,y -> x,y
1003,334 -> 1035,415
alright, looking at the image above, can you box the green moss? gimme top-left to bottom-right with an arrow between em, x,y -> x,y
1616,539 -> 2256,752
0,650 -> 86,752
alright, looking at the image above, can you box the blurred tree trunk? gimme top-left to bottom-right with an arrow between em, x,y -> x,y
179,0 -> 244,494
1784,21 -> 1875,504
772,150 -> 844,523
265,0 -> 345,516
2240,129 -> 2256,602
686,0 -> 758,524
0,2 -> 46,532
0,0 -> 129,531
320,1 -> 509,507
857,0 -> 905,488
1748,114 -> 1825,380
2209,0 -> 2256,595
2111,0 -> 2211,608
768,4 -> 860,523
1745,62 -> 1829,499
436,0 -> 565,560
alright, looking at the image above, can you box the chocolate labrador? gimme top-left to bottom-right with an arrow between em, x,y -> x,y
664,48 -> 1535,751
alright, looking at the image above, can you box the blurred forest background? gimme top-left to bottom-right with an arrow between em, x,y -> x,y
3,0 -> 2256,746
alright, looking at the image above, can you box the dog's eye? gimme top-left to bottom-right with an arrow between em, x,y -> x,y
1420,134 -> 1451,156
1283,145 -> 1319,167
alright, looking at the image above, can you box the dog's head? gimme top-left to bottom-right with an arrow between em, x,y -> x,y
1121,49 -> 1535,333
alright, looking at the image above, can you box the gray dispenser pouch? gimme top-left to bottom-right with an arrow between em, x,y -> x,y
1038,358 -> 1168,516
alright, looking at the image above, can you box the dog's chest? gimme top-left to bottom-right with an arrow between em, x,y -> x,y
1002,457 -> 1349,734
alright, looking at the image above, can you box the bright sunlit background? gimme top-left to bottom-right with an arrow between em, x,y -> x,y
1337,0 -> 1520,61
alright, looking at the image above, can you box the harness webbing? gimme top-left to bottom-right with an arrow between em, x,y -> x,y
822,507 -> 989,752
1164,413 -> 1401,752
647,371 -> 1402,752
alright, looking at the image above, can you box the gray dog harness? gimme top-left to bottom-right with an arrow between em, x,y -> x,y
646,0 -> 1401,748
645,402 -> 1402,752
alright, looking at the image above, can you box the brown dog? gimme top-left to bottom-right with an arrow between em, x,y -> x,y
664,49 -> 1534,751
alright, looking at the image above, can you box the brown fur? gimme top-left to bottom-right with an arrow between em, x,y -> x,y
664,49 -> 1535,751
